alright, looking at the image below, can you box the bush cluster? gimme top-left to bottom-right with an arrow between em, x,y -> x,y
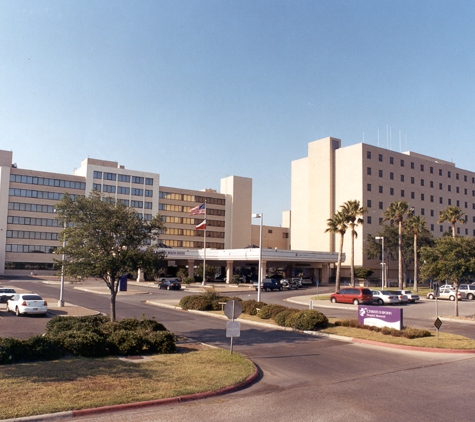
0,315 -> 176,365
334,319 -> 431,338
179,292 -> 329,332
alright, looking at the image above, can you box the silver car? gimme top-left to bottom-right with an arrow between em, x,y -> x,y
7,293 -> 48,316
427,288 -> 463,301
371,290 -> 399,305
393,290 -> 420,303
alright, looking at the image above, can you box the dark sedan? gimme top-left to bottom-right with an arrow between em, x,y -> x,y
158,279 -> 181,290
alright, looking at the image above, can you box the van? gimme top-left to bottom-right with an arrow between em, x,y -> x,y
330,287 -> 373,305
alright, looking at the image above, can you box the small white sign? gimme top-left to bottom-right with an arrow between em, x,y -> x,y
226,321 -> 241,337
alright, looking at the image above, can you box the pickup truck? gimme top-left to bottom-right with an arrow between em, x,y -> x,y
254,278 -> 283,292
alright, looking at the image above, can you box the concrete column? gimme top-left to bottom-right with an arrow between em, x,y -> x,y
188,260 -> 195,279
321,264 -> 329,284
261,260 -> 267,280
226,261 -> 233,284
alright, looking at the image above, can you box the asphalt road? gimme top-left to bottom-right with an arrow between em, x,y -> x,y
2,278 -> 475,422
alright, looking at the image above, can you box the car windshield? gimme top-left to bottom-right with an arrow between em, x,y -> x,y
1,289 -> 16,293
381,291 -> 393,295
22,295 -> 43,300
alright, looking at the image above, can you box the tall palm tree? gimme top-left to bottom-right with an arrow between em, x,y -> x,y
438,205 -> 466,238
340,200 -> 367,287
325,210 -> 348,292
382,201 -> 410,289
405,214 -> 426,292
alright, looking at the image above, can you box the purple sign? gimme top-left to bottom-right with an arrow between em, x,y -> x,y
357,305 -> 403,330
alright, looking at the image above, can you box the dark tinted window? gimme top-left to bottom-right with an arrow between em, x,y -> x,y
22,295 -> 42,300
361,289 -> 372,295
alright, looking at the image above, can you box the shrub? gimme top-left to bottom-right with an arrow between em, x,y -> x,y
257,304 -> 289,320
145,331 -> 177,354
294,310 -> 329,331
24,335 -> 63,361
0,337 -> 28,364
45,315 -> 110,336
53,331 -> 109,357
107,330 -> 147,355
334,319 -> 433,339
241,299 -> 267,316
274,309 -> 300,327
117,317 -> 167,333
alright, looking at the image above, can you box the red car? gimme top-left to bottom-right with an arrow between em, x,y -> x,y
330,287 -> 373,305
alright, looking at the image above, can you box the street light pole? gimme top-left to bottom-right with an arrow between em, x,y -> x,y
252,213 -> 263,302
58,220 -> 66,307
375,236 -> 384,290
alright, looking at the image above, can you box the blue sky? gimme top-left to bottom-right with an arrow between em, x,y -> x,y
1,0 -> 474,226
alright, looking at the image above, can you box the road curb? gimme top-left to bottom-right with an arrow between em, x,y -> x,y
3,363 -> 260,421
350,337 -> 475,353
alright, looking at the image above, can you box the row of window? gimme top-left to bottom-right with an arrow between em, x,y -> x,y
367,200 -> 474,219
366,151 -> 475,182
7,230 -> 58,240
9,189 -> 78,201
163,240 -> 224,249
161,216 -> 225,227
7,216 -> 60,227
164,228 -> 225,238
93,171 -> 154,185
93,184 -> 153,197
8,202 -> 56,214
10,174 -> 85,190
6,244 -> 57,254
159,203 -> 225,216
158,192 -> 226,206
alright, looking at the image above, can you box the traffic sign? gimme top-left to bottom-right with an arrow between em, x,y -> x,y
434,317 -> 442,330
224,300 -> 242,320
226,321 -> 241,337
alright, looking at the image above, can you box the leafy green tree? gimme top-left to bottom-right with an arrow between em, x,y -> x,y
437,206 -> 466,238
420,236 -> 475,316
55,192 -> 165,322
340,200 -> 367,286
325,210 -> 348,292
382,201 -> 410,289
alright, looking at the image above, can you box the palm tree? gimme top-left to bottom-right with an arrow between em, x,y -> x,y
405,214 -> 426,292
438,206 -> 466,238
340,200 -> 367,287
325,210 -> 348,292
382,201 -> 410,289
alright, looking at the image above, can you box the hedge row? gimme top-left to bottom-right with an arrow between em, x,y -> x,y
179,290 -> 328,331
335,318 -> 432,339
0,315 -> 176,365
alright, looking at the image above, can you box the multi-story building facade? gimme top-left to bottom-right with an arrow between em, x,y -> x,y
0,150 -> 292,276
291,137 -> 475,280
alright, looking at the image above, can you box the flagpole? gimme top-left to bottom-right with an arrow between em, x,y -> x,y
202,201 -> 207,286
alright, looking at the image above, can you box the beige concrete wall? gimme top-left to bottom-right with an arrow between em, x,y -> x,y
251,224 -> 290,250
220,175 -> 252,249
0,151 -> 13,275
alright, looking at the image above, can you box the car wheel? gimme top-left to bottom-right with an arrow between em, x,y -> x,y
428,294 -> 434,299
377,299 -> 384,306
15,307 -> 21,317
166,286 -> 170,290
449,295 -> 455,301
468,294 -> 474,300
279,287 -> 283,291
353,299 -> 360,305
331,297 -> 337,303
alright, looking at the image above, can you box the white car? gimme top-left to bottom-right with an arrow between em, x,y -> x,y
458,284 -> 475,300
371,290 -> 399,305
427,288 -> 463,301
393,290 -> 420,303
7,293 -> 48,316
389,291 -> 409,304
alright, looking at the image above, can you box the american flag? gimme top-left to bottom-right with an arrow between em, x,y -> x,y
189,203 -> 206,215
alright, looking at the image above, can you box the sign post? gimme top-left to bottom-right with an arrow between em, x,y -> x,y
224,300 -> 242,354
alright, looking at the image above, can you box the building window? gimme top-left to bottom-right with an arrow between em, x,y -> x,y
465,202 -> 468,208
103,172 -> 116,181
93,171 -> 102,179
367,216 -> 372,224
439,183 -> 443,190
400,190 -> 404,197
379,154 -> 383,162
440,197 -> 443,204
448,185 -> 451,192
439,169 -> 443,176
132,176 -> 144,184
389,187 -> 394,195
131,188 -> 143,196
464,175 -> 468,182
145,190 -> 153,197
411,192 -> 415,199
431,224 -> 434,231
117,186 -> 130,194
456,200 -> 460,207
379,218 -> 383,225
145,178 -> 154,185
367,167 -> 372,175
421,193 -> 425,201
93,183 -> 101,192
456,187 -> 460,193
456,173 -> 459,180
430,167 -> 434,174
379,170 -> 383,177
421,208 -> 425,215
367,184 -> 372,192
411,162 -> 415,169
367,151 -> 372,159
390,172 -> 394,180
430,195 -> 434,202
118,174 -> 130,182
411,177 -> 415,184
421,179 -> 425,186
457,227 -> 460,234
390,157 -> 394,164
440,225 -> 444,232
400,174 -> 404,182
465,228 -> 468,235
103,185 -> 116,193
430,181 -> 434,188
379,201 -> 383,210
367,199 -> 372,208
421,164 -> 425,171
448,171 -> 451,178
464,188 -> 468,195
448,199 -> 452,205
379,186 -> 383,194
400,159 -> 404,167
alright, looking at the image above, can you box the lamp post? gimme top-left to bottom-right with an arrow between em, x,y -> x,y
375,236 -> 384,290
252,213 -> 263,302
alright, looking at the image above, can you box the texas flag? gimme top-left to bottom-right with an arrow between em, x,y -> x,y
189,203 -> 206,215
196,220 -> 207,230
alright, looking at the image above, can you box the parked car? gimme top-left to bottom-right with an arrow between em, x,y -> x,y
330,287 -> 373,305
300,278 -> 313,285
291,278 -> 303,288
388,291 -> 409,304
0,287 -> 16,303
427,288 -> 463,301
6,293 -> 48,316
371,290 -> 400,305
458,284 -> 475,300
158,279 -> 181,290
393,290 -> 420,303
255,278 -> 283,292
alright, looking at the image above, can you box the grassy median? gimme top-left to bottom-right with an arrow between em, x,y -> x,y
0,346 -> 255,420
